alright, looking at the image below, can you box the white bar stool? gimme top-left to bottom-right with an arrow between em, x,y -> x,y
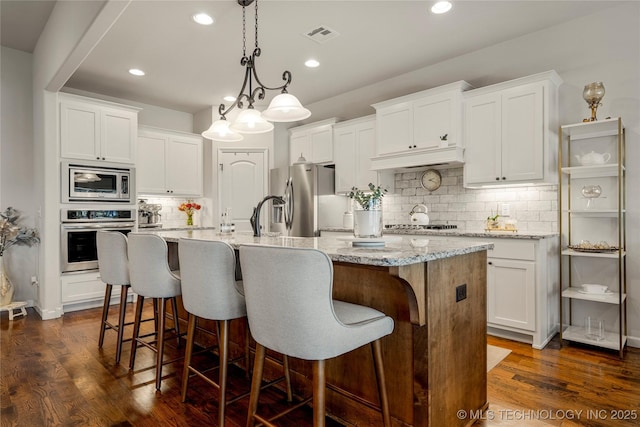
128,233 -> 183,391
239,245 -> 394,427
96,231 -> 132,364
179,238 -> 248,425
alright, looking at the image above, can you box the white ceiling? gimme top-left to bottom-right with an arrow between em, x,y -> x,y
1,1 -> 617,114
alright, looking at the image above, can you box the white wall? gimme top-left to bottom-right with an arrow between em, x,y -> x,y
0,47 -> 38,304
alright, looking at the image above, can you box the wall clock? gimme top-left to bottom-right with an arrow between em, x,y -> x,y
420,169 -> 442,192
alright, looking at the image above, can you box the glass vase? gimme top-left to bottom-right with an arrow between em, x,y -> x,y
353,199 -> 383,238
186,212 -> 194,226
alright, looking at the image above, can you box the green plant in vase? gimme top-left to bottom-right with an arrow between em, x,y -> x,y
348,183 -> 387,238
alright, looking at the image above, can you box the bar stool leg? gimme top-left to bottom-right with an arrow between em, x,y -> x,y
115,285 -> 129,364
155,297 -> 167,391
170,297 -> 181,346
98,284 -> 113,348
246,343 -> 266,427
372,340 -> 391,427
129,295 -> 145,370
218,320 -> 230,427
313,360 -> 326,427
283,355 -> 293,402
181,313 -> 197,402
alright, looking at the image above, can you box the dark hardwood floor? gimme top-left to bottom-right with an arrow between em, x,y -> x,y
2,304 -> 639,427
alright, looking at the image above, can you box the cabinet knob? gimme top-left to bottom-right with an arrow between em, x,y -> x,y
408,145 -> 412,149
413,145 -> 417,148
96,157 -> 100,160
102,157 -> 106,160
502,177 -> 506,180
166,190 -> 170,193
495,177 -> 500,181
488,261 -> 493,265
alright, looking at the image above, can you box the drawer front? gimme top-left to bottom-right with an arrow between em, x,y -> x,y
487,238 -> 535,261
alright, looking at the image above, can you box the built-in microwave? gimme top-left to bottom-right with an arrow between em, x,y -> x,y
62,161 -> 134,203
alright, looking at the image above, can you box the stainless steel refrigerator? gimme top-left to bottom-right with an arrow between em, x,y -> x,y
269,163 -> 335,237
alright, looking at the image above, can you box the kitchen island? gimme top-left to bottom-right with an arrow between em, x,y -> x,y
145,229 -> 492,427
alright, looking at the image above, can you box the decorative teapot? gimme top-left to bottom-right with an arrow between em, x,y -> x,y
575,151 -> 611,166
409,204 -> 430,225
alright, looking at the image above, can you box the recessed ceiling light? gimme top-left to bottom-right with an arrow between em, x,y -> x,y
129,68 -> 145,76
193,13 -> 214,25
431,1 -> 453,14
305,59 -> 320,68
223,95 -> 237,102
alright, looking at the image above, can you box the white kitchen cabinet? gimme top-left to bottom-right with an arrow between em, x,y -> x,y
559,118 -> 627,355
463,70 -> 562,187
333,116 -> 393,194
137,126 -> 203,197
370,81 -> 472,170
61,271 -> 130,313
60,93 -> 139,164
458,235 -> 557,348
289,118 -> 337,165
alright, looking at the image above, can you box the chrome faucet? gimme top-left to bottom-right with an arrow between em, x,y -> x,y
250,195 -> 285,237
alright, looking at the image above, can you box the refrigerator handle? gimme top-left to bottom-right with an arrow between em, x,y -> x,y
284,177 -> 294,230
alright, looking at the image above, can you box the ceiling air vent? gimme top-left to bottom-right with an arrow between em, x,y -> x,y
304,25 -> 340,44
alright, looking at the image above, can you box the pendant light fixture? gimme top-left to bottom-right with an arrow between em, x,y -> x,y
203,0 -> 310,142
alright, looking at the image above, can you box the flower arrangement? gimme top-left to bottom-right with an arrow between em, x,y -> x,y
1,207 -> 40,257
178,200 -> 201,226
348,183 -> 387,210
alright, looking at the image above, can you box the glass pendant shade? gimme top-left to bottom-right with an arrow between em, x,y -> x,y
262,93 -> 311,122
202,119 -> 243,142
230,108 -> 274,134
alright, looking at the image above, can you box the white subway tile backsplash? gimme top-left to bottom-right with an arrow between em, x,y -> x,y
383,167 -> 558,232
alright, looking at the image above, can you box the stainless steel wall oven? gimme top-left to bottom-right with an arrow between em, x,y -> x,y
61,208 -> 135,273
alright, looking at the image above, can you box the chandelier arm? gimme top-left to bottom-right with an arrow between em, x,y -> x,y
218,63 -> 254,118
251,57 -> 292,93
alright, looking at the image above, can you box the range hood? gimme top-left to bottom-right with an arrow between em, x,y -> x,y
370,146 -> 464,171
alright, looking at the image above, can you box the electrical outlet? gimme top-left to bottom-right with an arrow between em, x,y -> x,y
31,276 -> 38,286
456,284 -> 467,302
501,203 -> 510,217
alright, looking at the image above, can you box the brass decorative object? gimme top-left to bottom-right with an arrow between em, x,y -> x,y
582,82 -> 605,122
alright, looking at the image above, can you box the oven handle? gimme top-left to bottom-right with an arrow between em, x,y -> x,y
61,222 -> 135,230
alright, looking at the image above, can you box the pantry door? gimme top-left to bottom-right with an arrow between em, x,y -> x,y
219,149 -> 267,232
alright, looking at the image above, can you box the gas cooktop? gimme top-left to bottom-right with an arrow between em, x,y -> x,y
384,224 -> 458,230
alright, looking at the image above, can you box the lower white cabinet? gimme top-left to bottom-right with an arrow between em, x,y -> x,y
61,271 -> 128,313
137,126 -> 203,196
487,250 -> 535,331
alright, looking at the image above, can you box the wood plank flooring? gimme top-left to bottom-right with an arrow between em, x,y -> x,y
2,304 -> 639,427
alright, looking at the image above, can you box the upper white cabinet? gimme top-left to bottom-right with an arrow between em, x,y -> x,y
370,81 -> 472,170
289,118 -> 337,165
333,116 -> 393,194
60,93 -> 139,164
137,126 -> 203,197
463,70 -> 562,187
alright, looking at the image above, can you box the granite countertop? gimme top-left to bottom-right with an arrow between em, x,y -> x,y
138,226 -> 217,232
320,227 -> 558,240
139,229 -> 493,268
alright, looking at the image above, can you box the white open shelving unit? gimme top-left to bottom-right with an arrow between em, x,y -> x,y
558,117 -> 627,357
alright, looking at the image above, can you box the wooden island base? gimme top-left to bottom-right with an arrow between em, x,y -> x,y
168,243 -> 487,427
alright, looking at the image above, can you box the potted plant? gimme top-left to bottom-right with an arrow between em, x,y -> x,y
0,207 -> 40,306
348,183 -> 387,238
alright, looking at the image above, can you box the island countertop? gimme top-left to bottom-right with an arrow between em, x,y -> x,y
140,229 -> 493,267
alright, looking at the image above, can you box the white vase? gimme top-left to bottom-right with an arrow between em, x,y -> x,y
0,256 -> 15,306
353,199 -> 383,238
